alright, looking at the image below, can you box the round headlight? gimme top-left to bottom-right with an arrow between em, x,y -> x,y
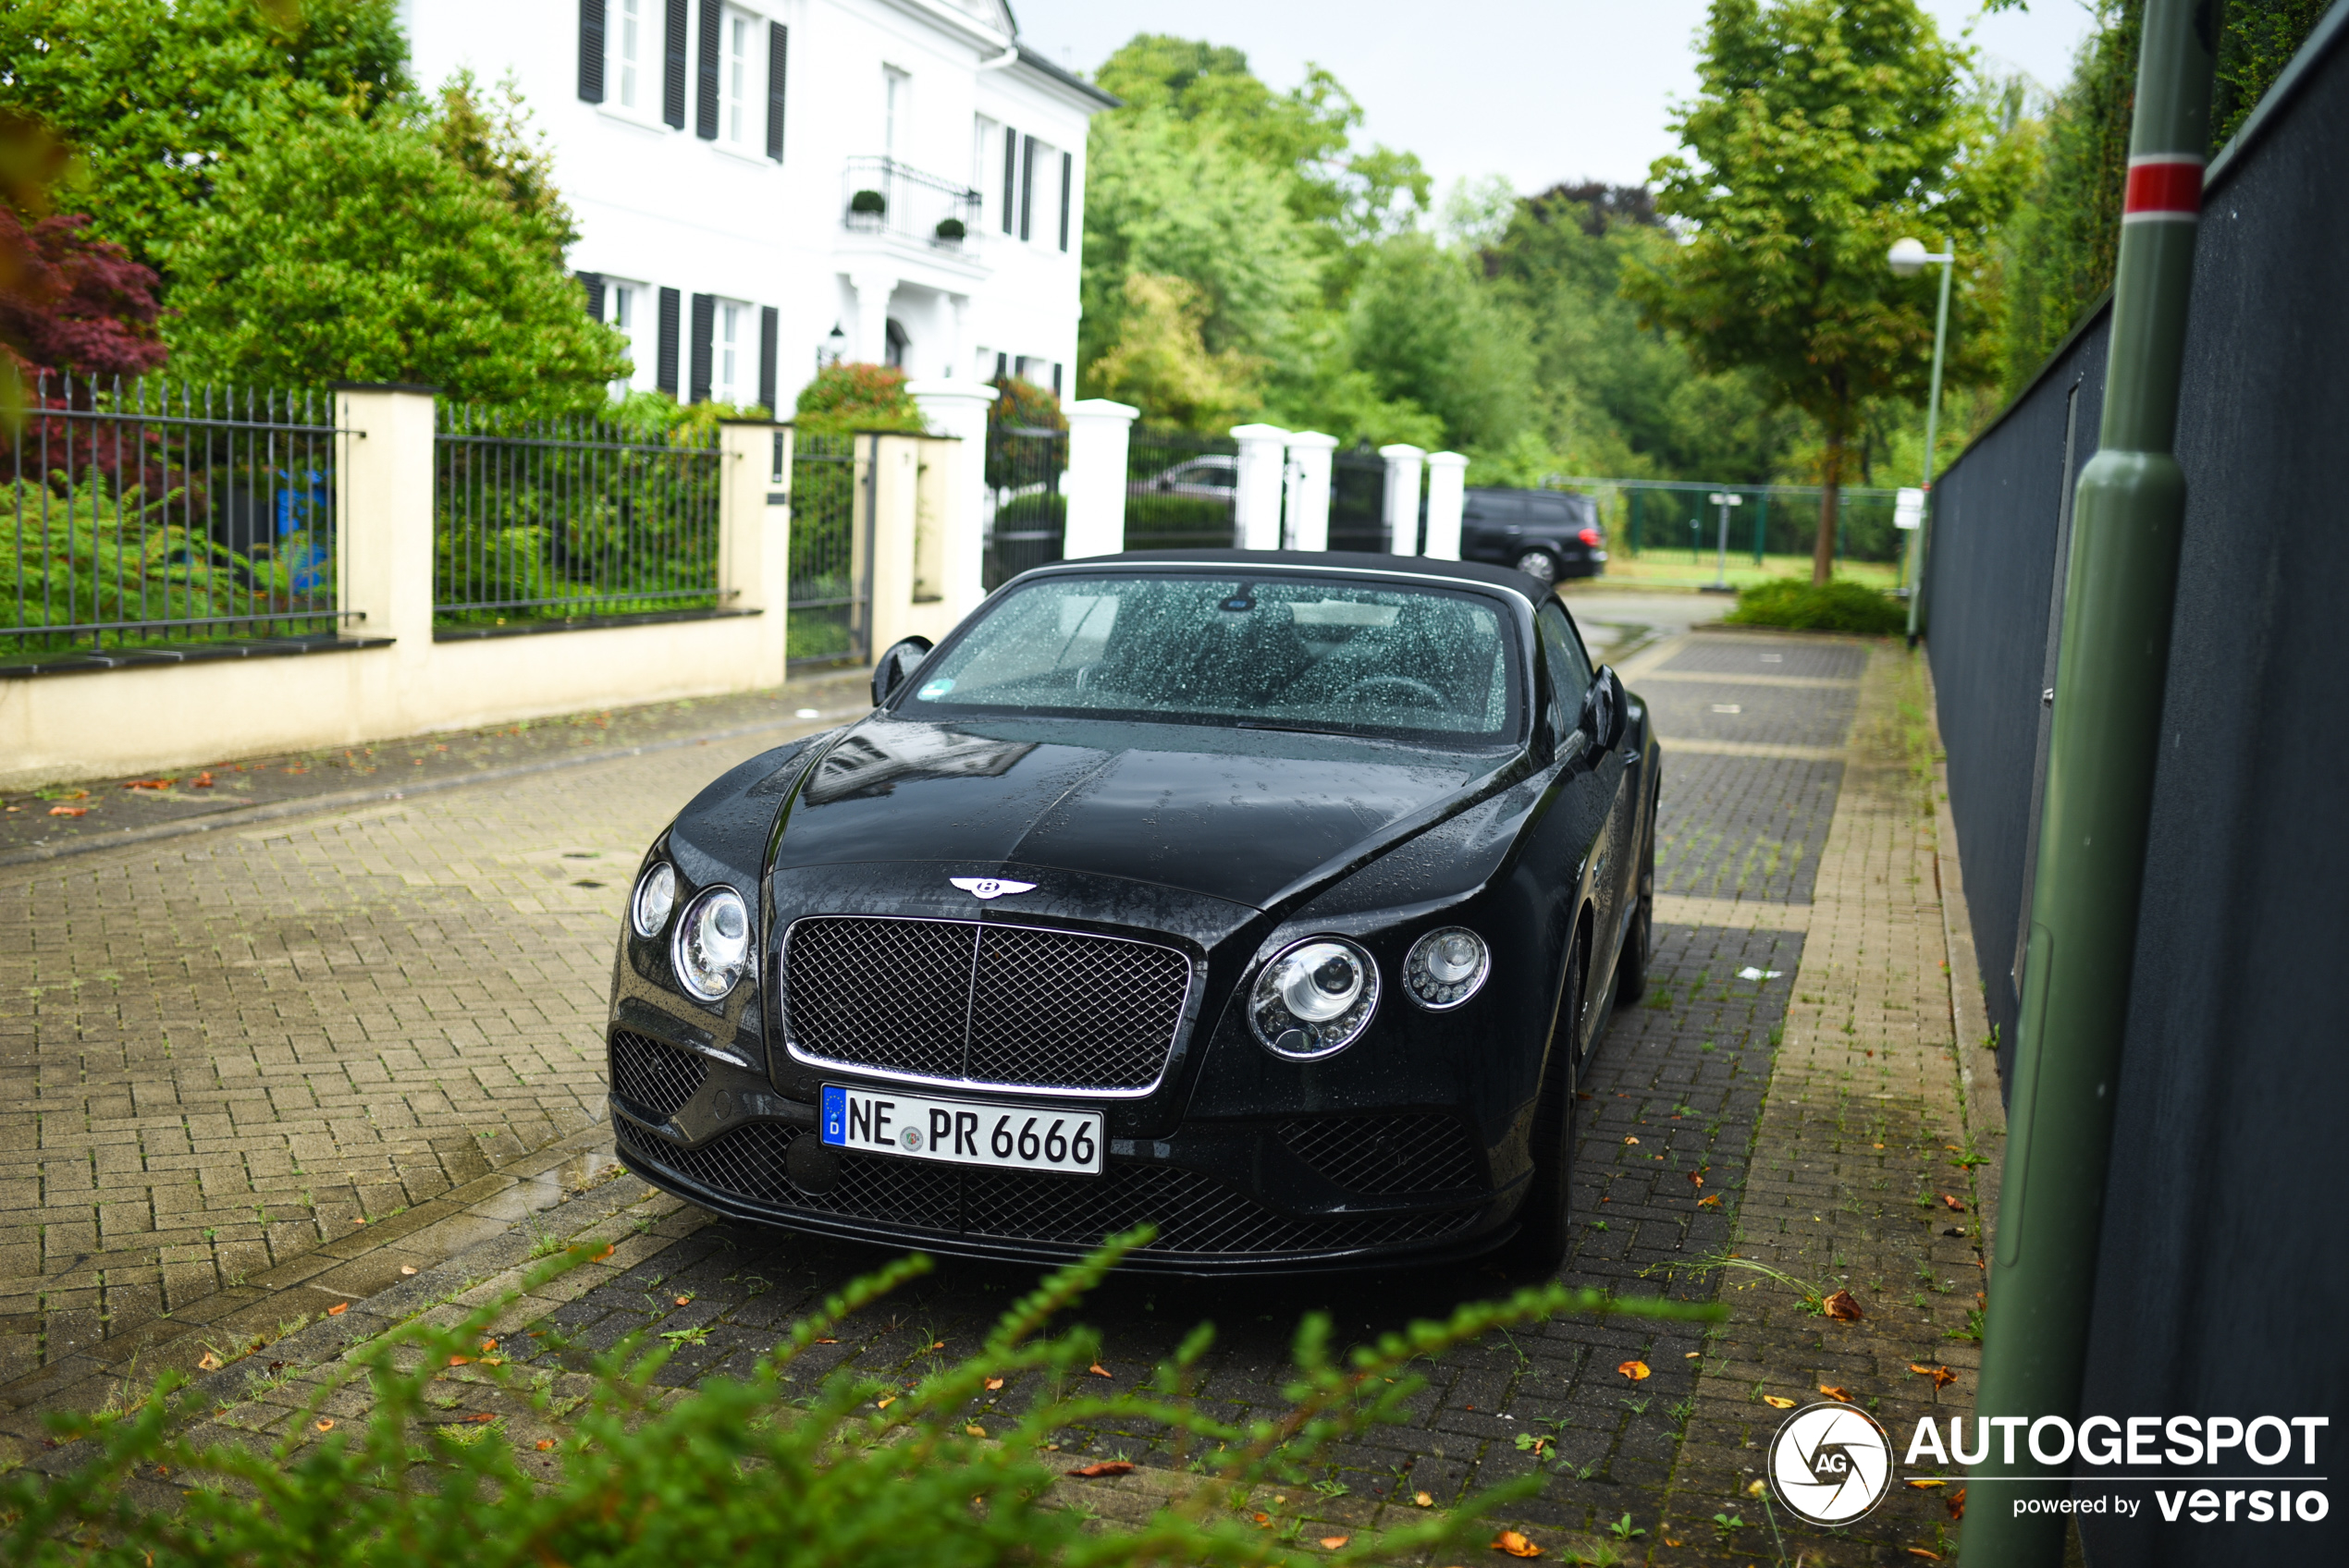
1404,926 -> 1490,1011
1250,937 -> 1379,1059
673,887 -> 753,1001
631,862 -> 676,938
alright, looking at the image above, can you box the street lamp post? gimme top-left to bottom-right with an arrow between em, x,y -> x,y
1702,491 -> 1743,594
1888,236 -> 1954,643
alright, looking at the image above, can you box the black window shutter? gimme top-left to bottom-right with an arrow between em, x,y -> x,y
579,0 -> 605,103
690,292 -> 716,402
993,351 -> 1007,382
662,0 -> 688,129
765,23 -> 787,161
657,287 -> 682,396
1051,361 -> 1063,398
1002,127 -> 1017,232
695,0 -> 720,140
758,305 -> 778,410
575,270 -> 606,320
1019,135 -> 1036,240
1058,151 -> 1073,251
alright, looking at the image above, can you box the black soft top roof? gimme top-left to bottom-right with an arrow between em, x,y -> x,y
1036,548 -> 1553,603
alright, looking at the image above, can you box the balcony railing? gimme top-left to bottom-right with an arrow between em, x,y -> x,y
840,157 -> 985,251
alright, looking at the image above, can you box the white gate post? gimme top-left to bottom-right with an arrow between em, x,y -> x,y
1282,431 -> 1337,550
718,420 -> 790,680
1378,444 -> 1425,554
904,378 -> 999,619
1062,398 -> 1139,558
1423,451 -> 1470,560
1230,423 -> 1289,550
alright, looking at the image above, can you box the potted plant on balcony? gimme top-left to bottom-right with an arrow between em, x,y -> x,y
933,216 -> 966,246
847,189 -> 886,227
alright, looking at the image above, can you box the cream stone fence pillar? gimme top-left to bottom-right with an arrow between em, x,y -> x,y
333,383 -> 438,702
719,420 -> 791,682
1230,423 -> 1289,551
1282,431 -> 1337,551
1379,443 -> 1425,555
1423,451 -> 1470,560
904,379 -> 996,622
1062,398 -> 1138,558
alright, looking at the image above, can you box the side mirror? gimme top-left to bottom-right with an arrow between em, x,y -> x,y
1578,667 -> 1628,753
871,635 -> 934,706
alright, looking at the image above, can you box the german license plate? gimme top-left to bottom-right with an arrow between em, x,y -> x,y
820,1084 -> 1104,1176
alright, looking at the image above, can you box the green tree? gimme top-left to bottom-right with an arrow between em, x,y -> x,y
164,106 -> 627,410
1625,0 -> 2024,583
1344,232 -> 1536,454
0,0 -> 408,271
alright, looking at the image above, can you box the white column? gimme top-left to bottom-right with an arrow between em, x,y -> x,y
1422,451 -> 1470,561
943,294 -> 969,381
850,269 -> 896,365
719,421 -> 790,681
904,378 -> 998,620
1063,398 -> 1139,558
1230,423 -> 1289,551
1378,444 -> 1426,555
1282,431 -> 1337,551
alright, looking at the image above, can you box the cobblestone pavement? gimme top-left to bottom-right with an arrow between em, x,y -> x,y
0,680 -> 865,1396
3,627 -> 2005,1565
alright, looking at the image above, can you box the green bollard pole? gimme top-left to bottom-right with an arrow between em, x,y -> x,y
1958,3 -> 2214,1564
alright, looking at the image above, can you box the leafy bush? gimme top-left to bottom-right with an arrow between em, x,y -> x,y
793,361 -> 925,437
935,216 -> 966,241
1722,576 -> 1907,635
848,188 -> 887,215
1,1232 -> 1715,1565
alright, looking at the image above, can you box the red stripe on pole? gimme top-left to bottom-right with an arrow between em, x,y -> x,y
2123,159 -> 2203,216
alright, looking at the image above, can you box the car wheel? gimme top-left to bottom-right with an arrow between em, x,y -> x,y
1500,940 -> 1583,1277
1613,823 -> 1654,1009
1513,549 -> 1559,585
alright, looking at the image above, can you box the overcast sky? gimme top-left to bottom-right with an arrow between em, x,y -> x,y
1009,0 -> 2097,199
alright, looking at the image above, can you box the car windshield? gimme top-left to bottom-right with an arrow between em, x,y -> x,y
901,573 -> 1520,741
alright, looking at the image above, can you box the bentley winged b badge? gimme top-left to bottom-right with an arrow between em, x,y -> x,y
949,876 -> 1037,900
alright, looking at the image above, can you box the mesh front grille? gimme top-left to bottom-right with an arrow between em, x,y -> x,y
619,1119 -> 1476,1258
783,916 -> 1189,1093
609,1030 -> 709,1121
1276,1114 -> 1483,1195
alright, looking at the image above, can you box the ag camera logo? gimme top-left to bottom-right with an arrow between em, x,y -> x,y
1769,1403 -> 1895,1525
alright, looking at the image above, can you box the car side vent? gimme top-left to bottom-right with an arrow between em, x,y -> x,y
1275,1113 -> 1483,1195
609,1030 -> 710,1121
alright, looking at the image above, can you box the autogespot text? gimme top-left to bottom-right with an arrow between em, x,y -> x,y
1903,1415 -> 2331,1525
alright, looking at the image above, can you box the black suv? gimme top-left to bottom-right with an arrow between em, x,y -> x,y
1459,487 -> 1607,584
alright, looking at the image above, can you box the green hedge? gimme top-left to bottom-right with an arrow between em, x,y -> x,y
1721,577 -> 1909,634
2,1233 -> 1716,1565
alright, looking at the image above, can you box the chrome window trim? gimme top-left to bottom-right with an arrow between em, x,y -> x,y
1011,557 -> 1541,609
777,913 -> 1199,1100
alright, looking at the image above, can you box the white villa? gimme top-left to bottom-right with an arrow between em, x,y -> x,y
397,0 -> 1113,409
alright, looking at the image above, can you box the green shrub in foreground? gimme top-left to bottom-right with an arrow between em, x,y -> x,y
0,1231 -> 1718,1566
1722,577 -> 1908,635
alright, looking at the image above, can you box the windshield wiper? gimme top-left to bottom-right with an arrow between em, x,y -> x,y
1233,717 -> 1374,738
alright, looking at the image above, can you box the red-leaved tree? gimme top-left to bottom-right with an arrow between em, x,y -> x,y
0,208 -> 168,393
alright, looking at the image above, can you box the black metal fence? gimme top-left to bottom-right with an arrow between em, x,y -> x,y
1583,480 -> 1906,562
1125,429 -> 1237,550
1329,445 -> 1388,552
1922,21 -> 2349,1558
788,431 -> 867,668
432,407 -> 724,629
982,422 -> 1066,589
3,376 -> 341,663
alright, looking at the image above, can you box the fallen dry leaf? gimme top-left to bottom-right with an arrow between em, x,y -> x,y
481,1357 -> 504,1367
1414,1490 -> 1434,1507
876,1397 -> 895,1409
448,1355 -> 472,1366
326,1303 -> 348,1316
314,1419 -> 335,1432
1762,1394 -> 1796,1409
197,1353 -> 222,1371
674,1296 -> 692,1306
1697,1193 -> 1722,1207
464,1414 -> 495,1425
932,1340 -> 946,1350
191,773 -> 214,788
815,1338 -> 838,1344
1688,1170 -> 1704,1187
1088,1363 -> 1113,1378
536,1439 -> 555,1452
1684,1351 -> 1702,1359
400,1266 -> 417,1276
1617,1359 -> 1651,1381
965,1424 -> 986,1438
124,778 -> 176,790
1490,1528 -> 1542,1558
984,1376 -> 1004,1390
1622,1135 -> 1640,1145
1909,1363 -> 1959,1390
1940,1194 -> 1966,1211
590,1243 -> 614,1261
1822,1290 -> 1864,1321
1907,1478 -> 1947,1488
1818,1385 -> 1856,1403
352,1217 -> 366,1226
1907,1550 -> 1943,1562
1947,1487 -> 1967,1520
1320,1536 -> 1349,1550
1253,1513 -> 1272,1527
48,805 -> 87,816
481,1340 -> 496,1351
1663,1537 -> 1682,1549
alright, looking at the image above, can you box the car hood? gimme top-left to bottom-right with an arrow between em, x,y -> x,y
769,712 -> 1509,910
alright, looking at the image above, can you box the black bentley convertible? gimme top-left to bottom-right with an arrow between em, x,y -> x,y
606,550 -> 1659,1273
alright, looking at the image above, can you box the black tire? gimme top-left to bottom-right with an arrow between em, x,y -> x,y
1613,820 -> 1655,1009
1513,548 -> 1560,585
1500,942 -> 1583,1277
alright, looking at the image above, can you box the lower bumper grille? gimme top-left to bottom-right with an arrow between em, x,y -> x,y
609,1030 -> 709,1122
1276,1113 -> 1483,1195
616,1117 -> 1477,1257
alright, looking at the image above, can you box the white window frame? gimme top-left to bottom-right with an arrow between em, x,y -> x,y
714,300 -> 749,405
601,276 -> 653,392
605,0 -> 660,126
883,66 -> 910,159
721,8 -> 753,149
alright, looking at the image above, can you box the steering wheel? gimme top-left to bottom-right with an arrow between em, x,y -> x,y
1338,674 -> 1448,708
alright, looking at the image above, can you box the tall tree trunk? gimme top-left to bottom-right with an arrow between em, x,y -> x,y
1813,426 -> 1843,586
